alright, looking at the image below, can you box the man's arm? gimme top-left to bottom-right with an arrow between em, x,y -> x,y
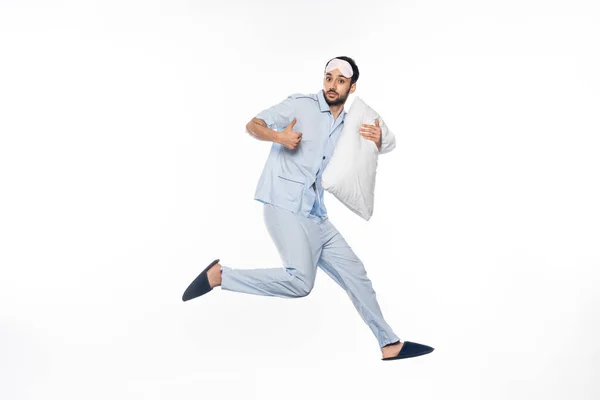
378,118 -> 396,154
245,118 -> 281,143
245,94 -> 296,143
379,130 -> 396,154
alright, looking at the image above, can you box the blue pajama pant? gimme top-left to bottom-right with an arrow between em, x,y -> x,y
220,202 -> 400,348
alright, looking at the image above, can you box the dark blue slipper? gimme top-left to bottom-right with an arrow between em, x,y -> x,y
182,259 -> 220,302
382,341 -> 434,361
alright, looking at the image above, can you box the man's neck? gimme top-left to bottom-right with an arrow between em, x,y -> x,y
329,104 -> 344,120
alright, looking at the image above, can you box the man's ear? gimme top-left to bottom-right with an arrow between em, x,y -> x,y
350,82 -> 356,94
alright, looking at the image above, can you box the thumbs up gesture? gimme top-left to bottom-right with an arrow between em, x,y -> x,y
278,117 -> 303,150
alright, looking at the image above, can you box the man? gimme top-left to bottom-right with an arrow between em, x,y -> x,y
183,56 -> 434,361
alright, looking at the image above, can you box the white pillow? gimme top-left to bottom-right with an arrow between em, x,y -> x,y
321,96 -> 396,221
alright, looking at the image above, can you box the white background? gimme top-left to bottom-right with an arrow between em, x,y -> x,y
1,1 -> 599,399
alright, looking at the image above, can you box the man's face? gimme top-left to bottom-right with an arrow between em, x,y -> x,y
323,68 -> 355,106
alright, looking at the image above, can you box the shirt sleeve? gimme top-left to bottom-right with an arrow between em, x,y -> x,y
254,95 -> 296,132
378,118 -> 396,154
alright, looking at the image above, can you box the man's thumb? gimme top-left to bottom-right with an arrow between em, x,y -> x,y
287,117 -> 296,128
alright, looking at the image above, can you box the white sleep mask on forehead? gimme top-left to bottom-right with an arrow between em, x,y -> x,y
325,58 -> 353,78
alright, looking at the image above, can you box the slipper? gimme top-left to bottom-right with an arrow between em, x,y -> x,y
382,341 -> 434,361
182,259 -> 220,302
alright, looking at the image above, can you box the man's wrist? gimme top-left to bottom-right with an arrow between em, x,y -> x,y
270,129 -> 281,144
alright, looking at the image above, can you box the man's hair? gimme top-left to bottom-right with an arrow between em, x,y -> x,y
325,56 -> 359,84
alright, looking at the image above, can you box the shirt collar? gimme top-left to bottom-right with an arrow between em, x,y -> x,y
317,90 -> 347,119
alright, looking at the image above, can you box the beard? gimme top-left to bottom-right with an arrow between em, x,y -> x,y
323,88 -> 350,106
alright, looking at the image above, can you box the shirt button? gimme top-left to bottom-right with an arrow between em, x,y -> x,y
322,156 -> 326,159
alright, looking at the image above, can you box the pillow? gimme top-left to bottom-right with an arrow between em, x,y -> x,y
321,96 -> 396,221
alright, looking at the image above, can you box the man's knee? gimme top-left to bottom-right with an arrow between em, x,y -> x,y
289,278 -> 313,297
284,270 -> 313,297
283,266 -> 314,297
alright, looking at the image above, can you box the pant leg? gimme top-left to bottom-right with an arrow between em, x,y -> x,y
317,218 -> 400,348
220,203 -> 323,298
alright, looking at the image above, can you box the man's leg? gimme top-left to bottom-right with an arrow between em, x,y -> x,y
217,203 -> 323,298
317,218 -> 401,352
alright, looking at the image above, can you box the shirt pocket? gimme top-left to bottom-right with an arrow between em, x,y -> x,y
276,175 -> 305,206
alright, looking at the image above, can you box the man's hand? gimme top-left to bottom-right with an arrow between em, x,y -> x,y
278,117 -> 303,150
360,119 -> 382,151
